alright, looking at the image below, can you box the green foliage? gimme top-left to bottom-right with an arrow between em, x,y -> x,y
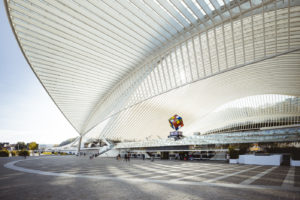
28,142 -> 38,150
59,137 -> 76,147
0,143 -> 8,149
0,150 -> 9,157
11,150 -> 18,156
18,150 -> 29,157
59,152 -> 69,155
111,139 -> 121,144
291,148 -> 300,160
16,142 -> 27,150
265,147 -> 300,160
239,143 -> 250,155
228,146 -> 239,159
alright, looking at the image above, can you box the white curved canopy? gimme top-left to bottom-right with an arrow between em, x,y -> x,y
5,0 -> 300,140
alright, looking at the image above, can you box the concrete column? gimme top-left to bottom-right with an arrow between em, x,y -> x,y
77,136 -> 82,155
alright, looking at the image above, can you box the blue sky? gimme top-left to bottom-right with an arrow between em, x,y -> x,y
0,1 -> 78,144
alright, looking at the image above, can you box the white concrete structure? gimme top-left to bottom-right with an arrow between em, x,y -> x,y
239,154 -> 283,166
290,159 -> 300,166
229,159 -> 239,164
5,0 -> 300,142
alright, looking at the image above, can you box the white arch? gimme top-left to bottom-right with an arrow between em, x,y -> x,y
5,0 -> 300,140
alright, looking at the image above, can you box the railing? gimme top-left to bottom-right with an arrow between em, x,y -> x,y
115,127 -> 300,149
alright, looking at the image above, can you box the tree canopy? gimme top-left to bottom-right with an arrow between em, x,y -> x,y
28,142 -> 38,150
58,137 -> 77,147
16,142 -> 27,150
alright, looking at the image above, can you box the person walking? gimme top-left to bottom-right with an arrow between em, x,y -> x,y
226,153 -> 230,163
142,154 -> 145,160
151,155 -> 154,162
125,154 -> 128,162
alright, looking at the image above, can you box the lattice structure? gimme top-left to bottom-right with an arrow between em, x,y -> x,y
5,0 -> 300,141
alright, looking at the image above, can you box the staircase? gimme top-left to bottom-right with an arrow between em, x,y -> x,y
98,138 -> 114,155
210,152 -> 227,161
98,148 -> 119,157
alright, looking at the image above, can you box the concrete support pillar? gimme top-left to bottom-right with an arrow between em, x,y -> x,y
77,136 -> 82,155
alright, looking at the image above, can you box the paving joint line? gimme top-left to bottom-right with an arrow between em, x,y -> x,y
240,166 -> 277,185
205,165 -> 262,183
281,166 -> 295,188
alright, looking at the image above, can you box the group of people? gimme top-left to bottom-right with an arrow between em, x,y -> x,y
116,153 -> 147,161
116,153 -> 131,162
89,152 -> 100,159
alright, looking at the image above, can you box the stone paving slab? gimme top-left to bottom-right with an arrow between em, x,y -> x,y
252,167 -> 289,186
219,166 -> 272,184
1,157 -> 300,200
295,167 -> 300,187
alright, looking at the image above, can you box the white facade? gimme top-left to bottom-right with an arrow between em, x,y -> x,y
290,159 -> 300,166
238,154 -> 283,166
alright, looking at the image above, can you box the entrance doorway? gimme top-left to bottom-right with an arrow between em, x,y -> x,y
161,152 -> 169,160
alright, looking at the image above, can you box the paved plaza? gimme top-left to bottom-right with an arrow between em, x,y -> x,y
0,156 -> 299,200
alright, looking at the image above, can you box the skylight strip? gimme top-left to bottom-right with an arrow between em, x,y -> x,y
154,0 -> 185,28
204,0 -> 215,11
191,0 -> 206,15
216,0 -> 225,6
167,0 -> 191,24
180,1 -> 198,20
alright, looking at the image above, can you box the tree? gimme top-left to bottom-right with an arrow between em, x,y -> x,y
239,143 -> 250,155
228,146 -> 239,159
18,150 -> 29,157
0,149 -> 9,157
28,142 -> 38,150
16,142 -> 27,150
58,137 -> 76,147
